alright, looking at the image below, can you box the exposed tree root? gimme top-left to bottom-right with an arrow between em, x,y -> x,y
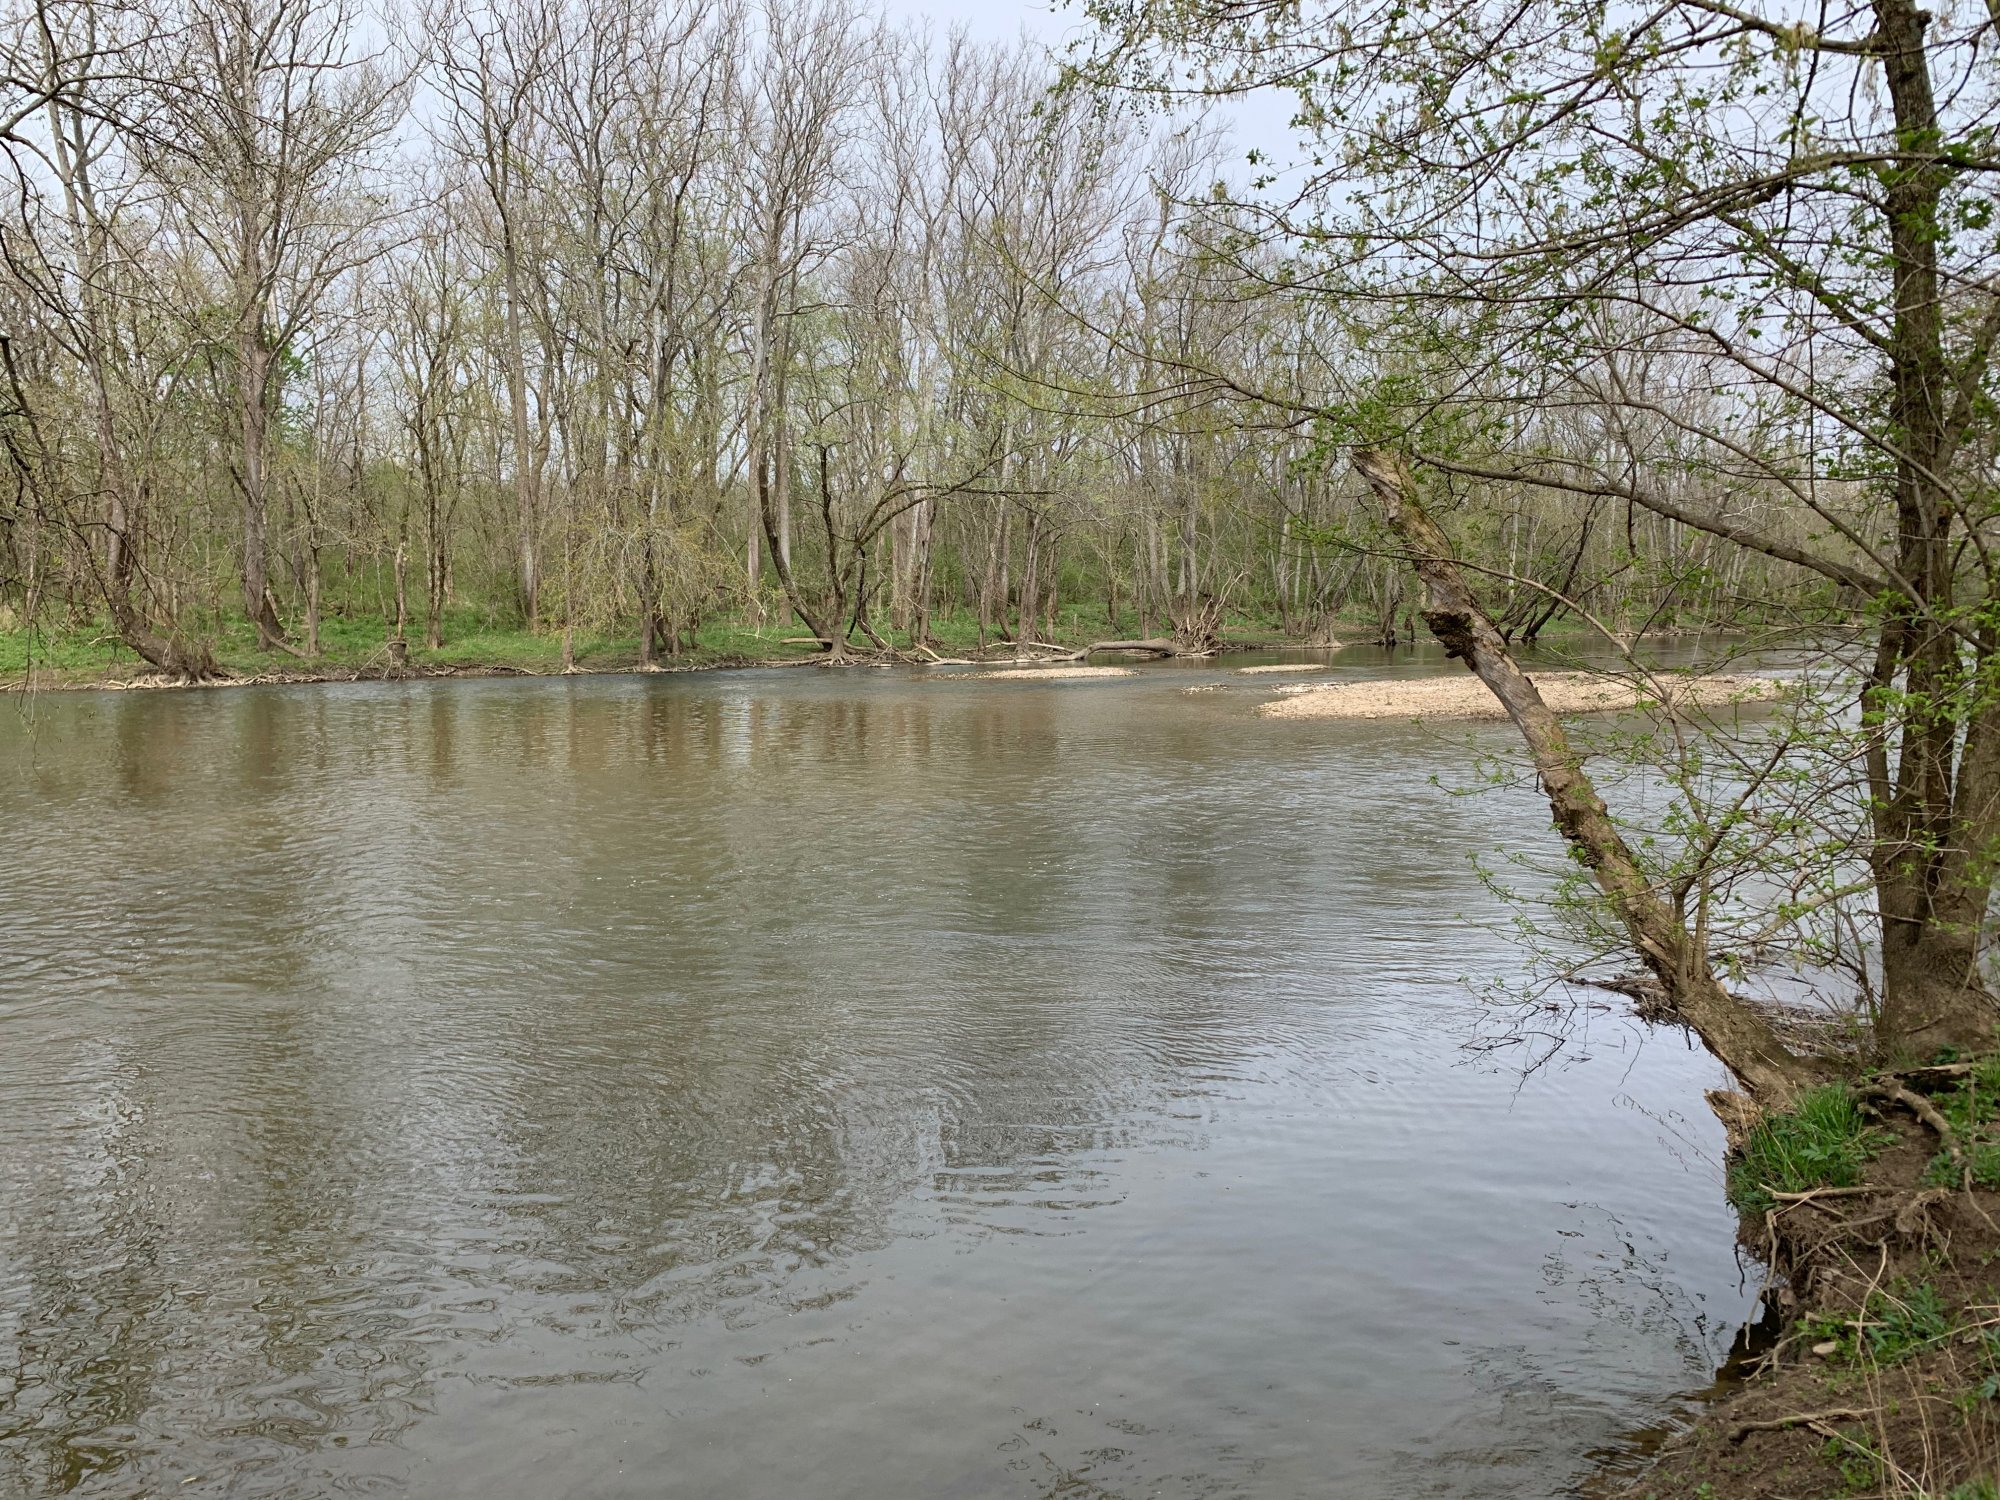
1863,1080 -> 1968,1184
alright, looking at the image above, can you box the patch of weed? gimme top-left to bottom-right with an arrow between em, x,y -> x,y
1921,1055 -> 2000,1188
1821,1424 -> 1881,1493
1726,1085 -> 1887,1214
1951,1328 -> 2000,1414
1799,1278 -> 1955,1368
1865,1278 -> 1954,1363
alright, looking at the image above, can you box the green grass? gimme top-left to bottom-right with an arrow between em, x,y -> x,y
1802,1277 -> 1955,1367
1726,1085 -> 1888,1215
0,599 -> 1357,687
1,606 -> 814,682
1864,1278 -> 1956,1364
1918,1055 -> 2000,1189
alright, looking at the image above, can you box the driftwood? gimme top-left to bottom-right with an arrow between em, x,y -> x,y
1071,638 -> 1184,659
1022,637 -> 1184,662
1035,633 -> 1221,663
1032,592 -> 1228,660
1167,592 -> 1227,654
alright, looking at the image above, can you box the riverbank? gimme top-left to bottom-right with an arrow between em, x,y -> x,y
0,645 -> 1180,692
0,613 -> 830,690
0,606 -> 1805,694
2,654 -> 818,693
1615,1068 -> 2000,1499
0,608 -> 1331,692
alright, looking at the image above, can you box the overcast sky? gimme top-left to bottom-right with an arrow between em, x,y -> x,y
879,0 -> 1077,45
875,0 -> 1302,183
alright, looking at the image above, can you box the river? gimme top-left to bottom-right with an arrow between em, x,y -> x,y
0,652 -> 1749,1498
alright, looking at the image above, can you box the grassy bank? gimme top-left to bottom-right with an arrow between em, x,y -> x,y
0,602 -> 1325,689
0,607 -> 856,684
1619,1063 -> 2000,1499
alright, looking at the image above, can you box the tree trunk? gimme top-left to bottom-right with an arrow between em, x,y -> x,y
889,506 -> 907,632
1353,449 -> 1821,1106
304,538 -> 321,658
237,340 -> 285,650
773,417 -> 793,575
757,442 -> 829,647
1017,510 -> 1041,650
1861,0 -> 1999,1054
912,499 -> 936,645
426,509 -> 446,650
638,532 -> 660,669
501,242 -> 541,629
392,539 -> 409,647
978,505 -> 1006,648
996,508 -> 1012,642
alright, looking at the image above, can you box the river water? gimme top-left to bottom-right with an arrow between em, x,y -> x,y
0,653 -> 1749,1499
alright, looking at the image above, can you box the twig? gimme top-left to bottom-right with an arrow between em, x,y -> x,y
1729,1407 -> 1876,1443
1768,1186 -> 1885,1202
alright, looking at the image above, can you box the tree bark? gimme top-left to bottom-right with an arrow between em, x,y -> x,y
500,237 -> 541,629
1017,509 -> 1041,651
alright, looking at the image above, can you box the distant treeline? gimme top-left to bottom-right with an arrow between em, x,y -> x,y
0,0 -> 1844,677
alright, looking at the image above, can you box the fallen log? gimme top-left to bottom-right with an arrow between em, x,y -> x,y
1032,637 -> 1192,661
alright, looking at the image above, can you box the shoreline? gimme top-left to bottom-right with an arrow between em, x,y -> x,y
1606,1072 -> 2000,1498
0,654 -> 815,694
0,637 -> 1343,695
2,650 -> 1787,707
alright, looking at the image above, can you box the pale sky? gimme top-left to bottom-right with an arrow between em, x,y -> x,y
877,0 -> 1305,183
878,0 -> 1078,46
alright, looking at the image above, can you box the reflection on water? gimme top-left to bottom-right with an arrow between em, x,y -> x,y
0,656 -> 1746,1498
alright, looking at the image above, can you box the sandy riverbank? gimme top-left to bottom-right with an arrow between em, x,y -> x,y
1259,670 -> 1782,720
964,664 -> 1136,680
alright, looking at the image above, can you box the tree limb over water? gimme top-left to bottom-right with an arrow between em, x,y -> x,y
1353,448 -> 1824,1105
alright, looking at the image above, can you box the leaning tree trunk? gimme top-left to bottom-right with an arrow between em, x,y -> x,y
756,445 -> 831,651
1353,449 -> 1821,1107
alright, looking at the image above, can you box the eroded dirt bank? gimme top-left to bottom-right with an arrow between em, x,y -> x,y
1613,1072 -> 2000,1499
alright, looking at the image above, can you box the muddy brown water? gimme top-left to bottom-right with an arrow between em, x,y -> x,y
0,652 -> 1752,1498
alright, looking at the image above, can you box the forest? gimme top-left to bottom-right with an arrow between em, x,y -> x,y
0,0 -> 1844,681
